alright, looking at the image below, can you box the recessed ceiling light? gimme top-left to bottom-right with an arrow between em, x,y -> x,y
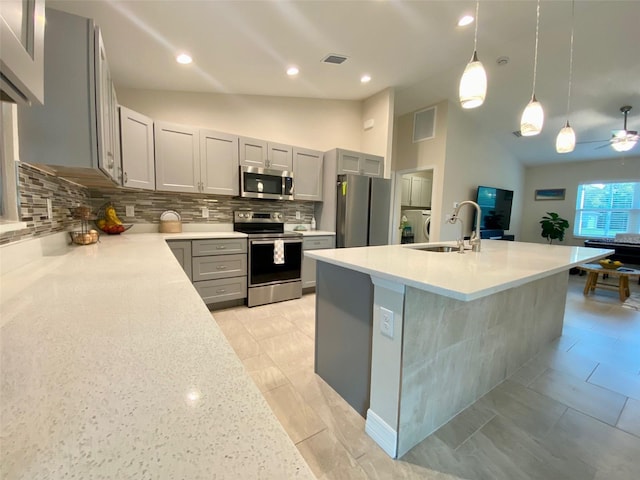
458,15 -> 474,27
176,53 -> 192,64
287,66 -> 299,76
361,74 -> 372,84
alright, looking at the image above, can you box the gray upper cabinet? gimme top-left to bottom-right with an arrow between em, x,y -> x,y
200,129 -> 239,196
239,136 -> 293,171
155,122 -> 239,195
119,106 -> 155,191
361,152 -> 384,177
154,121 -> 200,193
401,175 -> 432,207
95,31 -> 120,184
0,0 -> 45,105
293,147 -> 323,201
17,8 -> 121,187
336,149 -> 383,177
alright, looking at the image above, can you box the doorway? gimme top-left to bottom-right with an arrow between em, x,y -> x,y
391,167 -> 435,244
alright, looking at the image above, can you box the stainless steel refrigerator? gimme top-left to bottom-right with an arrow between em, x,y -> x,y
336,174 -> 392,248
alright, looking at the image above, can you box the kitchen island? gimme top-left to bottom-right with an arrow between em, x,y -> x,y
0,232 -> 313,479
305,240 -> 613,459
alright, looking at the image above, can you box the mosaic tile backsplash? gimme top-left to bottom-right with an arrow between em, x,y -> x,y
88,188 -> 315,225
1,164 -> 316,246
0,164 -> 89,245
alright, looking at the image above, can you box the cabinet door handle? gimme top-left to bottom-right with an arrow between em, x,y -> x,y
124,172 -> 128,184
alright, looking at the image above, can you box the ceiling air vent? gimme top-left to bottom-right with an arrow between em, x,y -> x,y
413,106 -> 437,143
322,54 -> 348,65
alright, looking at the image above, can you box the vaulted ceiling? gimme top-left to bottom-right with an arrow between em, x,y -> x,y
49,0 -> 640,165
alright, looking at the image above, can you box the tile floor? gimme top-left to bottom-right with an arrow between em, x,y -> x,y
212,273 -> 640,479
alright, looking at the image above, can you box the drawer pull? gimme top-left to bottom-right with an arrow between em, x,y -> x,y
216,266 -> 227,270
216,246 -> 226,249
217,289 -> 226,294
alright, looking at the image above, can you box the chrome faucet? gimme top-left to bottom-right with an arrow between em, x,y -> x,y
448,200 -> 482,252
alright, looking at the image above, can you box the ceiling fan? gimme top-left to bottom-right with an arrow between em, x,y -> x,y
580,106 -> 638,152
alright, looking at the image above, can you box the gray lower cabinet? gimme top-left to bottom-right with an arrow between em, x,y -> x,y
167,240 -> 192,281
302,235 -> 335,289
192,238 -> 248,304
192,254 -> 247,282
194,277 -> 248,305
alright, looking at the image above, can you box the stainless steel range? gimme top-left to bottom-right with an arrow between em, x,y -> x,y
234,211 -> 303,307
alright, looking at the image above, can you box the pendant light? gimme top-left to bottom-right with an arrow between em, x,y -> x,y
520,0 -> 544,136
459,1 -> 487,109
556,0 -> 576,153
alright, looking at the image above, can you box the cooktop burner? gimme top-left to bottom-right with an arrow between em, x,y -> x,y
233,211 -> 302,238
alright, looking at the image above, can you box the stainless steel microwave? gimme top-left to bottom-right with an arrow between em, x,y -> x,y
240,166 -> 294,200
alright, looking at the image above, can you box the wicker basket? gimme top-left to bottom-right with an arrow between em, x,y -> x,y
69,230 -> 99,245
160,220 -> 182,233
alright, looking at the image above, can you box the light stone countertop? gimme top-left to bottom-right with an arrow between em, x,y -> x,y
0,233 -> 314,479
305,240 -> 613,301
299,230 -> 335,237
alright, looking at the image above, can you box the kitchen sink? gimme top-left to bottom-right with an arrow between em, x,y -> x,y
410,245 -> 457,253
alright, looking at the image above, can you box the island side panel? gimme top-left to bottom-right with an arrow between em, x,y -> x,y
396,271 -> 568,457
315,261 -> 374,416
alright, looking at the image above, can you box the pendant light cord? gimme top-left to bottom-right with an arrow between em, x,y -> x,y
565,0 -> 575,119
473,0 -> 480,52
531,0 -> 541,96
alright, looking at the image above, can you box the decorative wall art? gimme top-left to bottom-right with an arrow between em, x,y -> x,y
535,188 -> 566,201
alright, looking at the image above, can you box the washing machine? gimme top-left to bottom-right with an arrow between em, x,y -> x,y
403,209 -> 432,243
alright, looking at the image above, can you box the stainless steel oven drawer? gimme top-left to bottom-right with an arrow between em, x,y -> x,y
194,277 -> 247,304
192,254 -> 247,282
192,238 -> 247,256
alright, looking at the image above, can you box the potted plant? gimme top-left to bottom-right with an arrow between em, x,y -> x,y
540,212 -> 569,244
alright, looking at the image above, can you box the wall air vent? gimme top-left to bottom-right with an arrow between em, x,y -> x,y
512,130 -> 522,137
322,54 -> 348,65
413,106 -> 437,143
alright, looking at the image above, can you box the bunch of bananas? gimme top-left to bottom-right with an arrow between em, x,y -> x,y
599,258 -> 623,270
97,204 -> 125,234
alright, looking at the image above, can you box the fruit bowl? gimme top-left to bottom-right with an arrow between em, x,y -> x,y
599,259 -> 623,270
95,202 -> 132,234
97,223 -> 133,235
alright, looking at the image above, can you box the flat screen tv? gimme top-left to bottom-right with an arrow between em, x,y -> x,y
475,186 -> 514,232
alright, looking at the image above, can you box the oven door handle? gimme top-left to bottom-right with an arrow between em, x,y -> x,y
250,239 -> 302,245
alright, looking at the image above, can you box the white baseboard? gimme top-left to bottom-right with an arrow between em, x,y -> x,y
365,409 -> 398,458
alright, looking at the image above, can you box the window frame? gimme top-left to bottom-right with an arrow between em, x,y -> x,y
573,180 -> 640,239
0,102 -> 25,230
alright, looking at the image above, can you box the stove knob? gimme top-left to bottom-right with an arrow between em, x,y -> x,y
274,212 -> 282,220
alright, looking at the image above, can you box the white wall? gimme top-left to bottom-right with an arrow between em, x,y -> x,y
441,103 -> 524,241
117,88 -> 363,152
392,100 -> 523,242
361,88 -> 395,178
521,155 -> 640,245
392,101 -> 448,240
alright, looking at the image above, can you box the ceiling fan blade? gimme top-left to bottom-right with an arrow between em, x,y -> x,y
594,143 -> 613,150
576,139 -> 609,145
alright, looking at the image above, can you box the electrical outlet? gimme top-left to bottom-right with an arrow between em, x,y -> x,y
380,306 -> 394,339
296,211 -> 301,220
125,205 -> 135,217
201,207 -> 209,218
46,199 -> 52,220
